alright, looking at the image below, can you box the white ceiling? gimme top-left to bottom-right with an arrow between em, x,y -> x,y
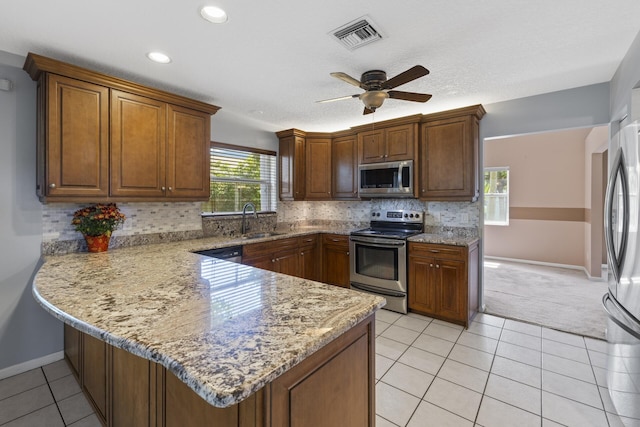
2,1 -> 640,133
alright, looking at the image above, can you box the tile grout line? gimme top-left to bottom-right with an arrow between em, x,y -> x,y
41,366 -> 68,426
471,318 -> 503,426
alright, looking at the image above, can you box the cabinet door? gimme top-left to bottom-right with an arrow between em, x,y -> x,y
270,319 -> 373,427
408,255 -> 437,314
358,129 -> 385,164
385,124 -> 415,162
166,105 -> 210,199
44,74 -> 109,198
111,346 -> 152,426
420,116 -> 477,200
111,90 -> 167,197
63,324 -> 81,380
300,239 -> 320,281
275,248 -> 300,277
305,138 -> 332,199
322,236 -> 350,288
332,135 -> 358,199
279,135 -> 305,200
243,254 -> 276,272
82,334 -> 107,423
435,259 -> 466,322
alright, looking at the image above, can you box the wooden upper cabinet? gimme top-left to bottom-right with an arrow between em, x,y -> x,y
358,123 -> 416,164
40,74 -> 109,199
23,52 -> 219,203
110,90 -> 167,197
358,129 -> 385,163
277,130 -> 305,201
332,134 -> 359,200
419,105 -> 485,202
305,137 -> 332,200
167,105 -> 211,199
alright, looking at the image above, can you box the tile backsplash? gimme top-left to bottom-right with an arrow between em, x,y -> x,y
41,199 -> 480,254
42,202 -> 203,242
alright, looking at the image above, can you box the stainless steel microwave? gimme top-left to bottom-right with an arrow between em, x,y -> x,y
358,160 -> 413,197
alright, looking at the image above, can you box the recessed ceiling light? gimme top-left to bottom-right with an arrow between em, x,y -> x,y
146,51 -> 172,64
200,6 -> 228,23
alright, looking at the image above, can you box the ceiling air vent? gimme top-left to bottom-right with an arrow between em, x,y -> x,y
332,16 -> 383,51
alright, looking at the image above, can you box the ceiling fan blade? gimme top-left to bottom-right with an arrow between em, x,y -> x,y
382,65 -> 430,90
363,107 -> 375,115
316,94 -> 360,103
330,72 -> 364,88
387,91 -> 432,103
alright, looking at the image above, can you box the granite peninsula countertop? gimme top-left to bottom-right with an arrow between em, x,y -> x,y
32,231 -> 385,408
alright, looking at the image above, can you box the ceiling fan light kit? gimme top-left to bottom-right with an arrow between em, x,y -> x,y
319,65 -> 432,114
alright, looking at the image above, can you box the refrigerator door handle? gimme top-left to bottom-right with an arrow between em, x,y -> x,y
602,293 -> 640,340
604,149 -> 630,283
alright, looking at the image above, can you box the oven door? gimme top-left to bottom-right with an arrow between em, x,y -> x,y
349,235 -> 406,293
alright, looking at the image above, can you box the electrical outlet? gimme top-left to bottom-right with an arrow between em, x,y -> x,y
460,213 -> 469,223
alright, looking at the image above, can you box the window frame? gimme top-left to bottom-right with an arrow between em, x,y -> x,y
484,166 -> 510,226
203,142 -> 277,215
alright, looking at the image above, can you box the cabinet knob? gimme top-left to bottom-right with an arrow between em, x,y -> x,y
49,183 -> 56,189
436,264 -> 440,268
422,189 -> 426,193
300,252 -> 304,256
161,186 -> 166,191
430,263 -> 434,267
168,187 -> 173,191
272,259 -> 276,263
346,252 -> 350,256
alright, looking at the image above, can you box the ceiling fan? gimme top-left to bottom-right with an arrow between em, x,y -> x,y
318,65 -> 432,115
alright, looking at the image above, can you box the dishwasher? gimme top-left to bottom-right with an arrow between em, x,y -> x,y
194,246 -> 242,263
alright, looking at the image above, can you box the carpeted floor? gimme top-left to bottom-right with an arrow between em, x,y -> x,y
483,259 -> 609,339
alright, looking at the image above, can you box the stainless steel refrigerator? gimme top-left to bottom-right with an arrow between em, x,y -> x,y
603,121 -> 640,423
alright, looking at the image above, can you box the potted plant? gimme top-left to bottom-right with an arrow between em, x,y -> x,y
71,203 -> 126,252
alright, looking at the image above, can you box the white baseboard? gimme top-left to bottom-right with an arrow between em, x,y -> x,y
0,351 -> 64,380
484,256 -> 606,281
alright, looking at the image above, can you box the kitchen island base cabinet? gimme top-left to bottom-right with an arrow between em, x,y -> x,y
408,241 -> 479,327
64,315 -> 375,427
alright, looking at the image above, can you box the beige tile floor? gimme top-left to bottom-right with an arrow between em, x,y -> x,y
0,311 -> 629,426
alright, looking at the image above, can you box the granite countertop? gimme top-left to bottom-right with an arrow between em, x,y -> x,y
32,233 -> 385,408
408,233 -> 479,247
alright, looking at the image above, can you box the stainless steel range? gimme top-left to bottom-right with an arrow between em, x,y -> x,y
350,209 -> 424,314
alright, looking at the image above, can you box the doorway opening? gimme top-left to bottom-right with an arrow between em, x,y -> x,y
481,126 -> 609,339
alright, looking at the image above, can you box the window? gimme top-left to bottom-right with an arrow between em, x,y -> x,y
484,167 -> 509,225
202,142 -> 277,213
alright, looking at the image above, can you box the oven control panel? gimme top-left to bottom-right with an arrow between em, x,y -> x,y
371,209 -> 423,223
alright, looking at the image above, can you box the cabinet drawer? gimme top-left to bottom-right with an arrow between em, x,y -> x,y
243,237 -> 298,257
322,234 -> 349,246
298,234 -> 318,246
409,242 -> 465,260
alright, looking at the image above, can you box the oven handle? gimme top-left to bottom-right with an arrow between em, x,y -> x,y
349,237 -> 405,247
351,282 -> 406,298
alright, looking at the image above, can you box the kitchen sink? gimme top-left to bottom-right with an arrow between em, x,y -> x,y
241,231 -> 285,240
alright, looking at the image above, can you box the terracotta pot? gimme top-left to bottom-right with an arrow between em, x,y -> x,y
84,233 -> 111,253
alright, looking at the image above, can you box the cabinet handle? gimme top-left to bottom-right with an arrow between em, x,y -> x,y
331,238 -> 340,242
429,250 -> 440,253
49,183 -> 56,189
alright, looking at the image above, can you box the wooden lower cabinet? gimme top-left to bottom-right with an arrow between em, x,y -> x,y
322,234 -> 350,288
63,323 -> 81,380
64,315 -> 375,427
299,235 -> 320,281
83,334 -> 108,423
408,241 -> 479,327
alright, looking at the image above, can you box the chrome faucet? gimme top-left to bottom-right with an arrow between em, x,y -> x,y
241,202 -> 258,234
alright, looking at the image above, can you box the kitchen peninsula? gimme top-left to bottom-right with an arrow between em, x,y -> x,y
33,236 -> 385,426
